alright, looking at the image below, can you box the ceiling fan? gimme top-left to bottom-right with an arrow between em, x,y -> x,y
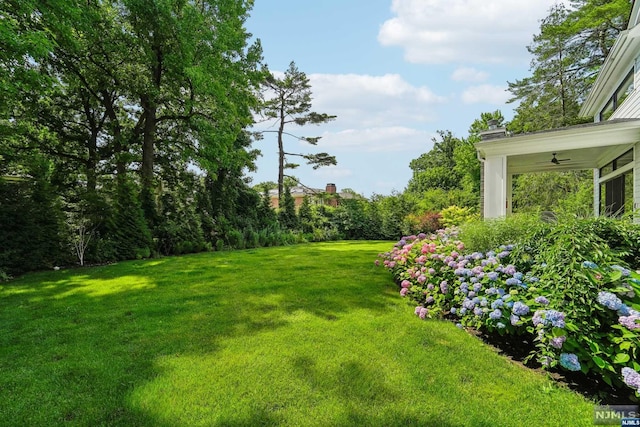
550,152 -> 570,165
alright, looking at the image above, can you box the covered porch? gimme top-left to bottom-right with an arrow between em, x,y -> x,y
475,119 -> 640,219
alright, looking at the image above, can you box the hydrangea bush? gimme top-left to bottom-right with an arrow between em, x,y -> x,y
377,226 -> 640,398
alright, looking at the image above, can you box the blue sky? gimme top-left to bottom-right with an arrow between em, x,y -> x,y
245,0 -> 566,197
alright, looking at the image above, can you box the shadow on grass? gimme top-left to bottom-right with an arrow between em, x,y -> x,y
0,242 -> 398,425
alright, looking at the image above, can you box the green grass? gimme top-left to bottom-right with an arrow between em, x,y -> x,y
1,241 -> 596,426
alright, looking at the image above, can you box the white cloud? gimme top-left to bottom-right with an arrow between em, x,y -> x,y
378,0 -> 570,65
461,84 -> 510,105
318,127 -> 434,153
307,73 -> 446,128
451,67 -> 489,83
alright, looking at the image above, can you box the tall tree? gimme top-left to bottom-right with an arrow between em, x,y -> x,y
259,61 -> 337,202
407,130 -> 464,193
507,3 -> 584,133
508,1 -> 630,133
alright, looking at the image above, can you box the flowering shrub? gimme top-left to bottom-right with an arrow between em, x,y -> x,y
377,223 -> 640,398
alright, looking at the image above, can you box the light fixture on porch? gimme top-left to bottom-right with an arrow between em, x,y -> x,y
550,153 -> 570,165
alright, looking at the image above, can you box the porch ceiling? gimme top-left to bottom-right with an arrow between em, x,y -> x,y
475,119 -> 640,175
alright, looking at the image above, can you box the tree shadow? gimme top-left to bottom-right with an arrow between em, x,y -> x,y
0,242 -> 399,425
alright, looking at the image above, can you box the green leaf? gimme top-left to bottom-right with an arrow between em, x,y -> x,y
592,355 -> 606,369
620,342 -> 632,351
613,353 -> 631,364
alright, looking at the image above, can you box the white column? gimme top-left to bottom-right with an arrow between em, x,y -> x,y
593,168 -> 599,218
483,155 -> 508,218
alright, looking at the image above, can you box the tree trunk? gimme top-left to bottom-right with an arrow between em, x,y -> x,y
277,101 -> 285,203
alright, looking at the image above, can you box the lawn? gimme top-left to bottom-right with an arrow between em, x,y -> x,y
0,241 -> 596,426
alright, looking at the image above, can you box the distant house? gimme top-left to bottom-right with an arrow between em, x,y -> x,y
268,183 -> 355,209
476,1 -> 640,220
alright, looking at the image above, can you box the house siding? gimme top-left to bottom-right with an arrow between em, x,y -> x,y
611,89 -> 640,119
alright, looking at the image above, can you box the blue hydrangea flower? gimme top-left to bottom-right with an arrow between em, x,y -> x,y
559,353 -> 581,371
512,301 -> 530,316
462,299 -> 475,310
489,309 -> 502,320
582,261 -> 598,269
532,309 -> 566,329
450,307 -> 457,315
460,307 -> 467,315
611,265 -> 631,277
473,307 -> 483,317
456,323 -> 463,329
491,299 -> 504,309
510,314 -> 519,326
496,322 -> 506,329
597,291 -> 622,311
505,278 -> 521,286
514,272 -> 524,281
473,283 -> 482,292
487,272 -> 498,281
480,298 -> 488,307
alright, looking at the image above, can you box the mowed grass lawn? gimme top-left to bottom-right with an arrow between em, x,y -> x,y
1,241 -> 595,426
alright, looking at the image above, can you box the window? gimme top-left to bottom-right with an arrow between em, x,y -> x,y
598,149 -> 635,218
599,69 -> 635,120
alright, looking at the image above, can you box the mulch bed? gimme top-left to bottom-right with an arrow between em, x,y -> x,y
467,327 -> 637,405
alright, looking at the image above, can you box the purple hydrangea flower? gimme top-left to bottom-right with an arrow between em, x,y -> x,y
622,367 -> 640,391
597,291 -> 622,311
400,288 -> 408,296
418,307 -> 428,319
619,315 -> 640,330
550,336 -> 566,349
559,353 -> 581,371
534,296 -> 550,305
414,306 -> 422,315
426,296 -> 435,304
440,280 -> 449,294
401,280 -> 411,288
